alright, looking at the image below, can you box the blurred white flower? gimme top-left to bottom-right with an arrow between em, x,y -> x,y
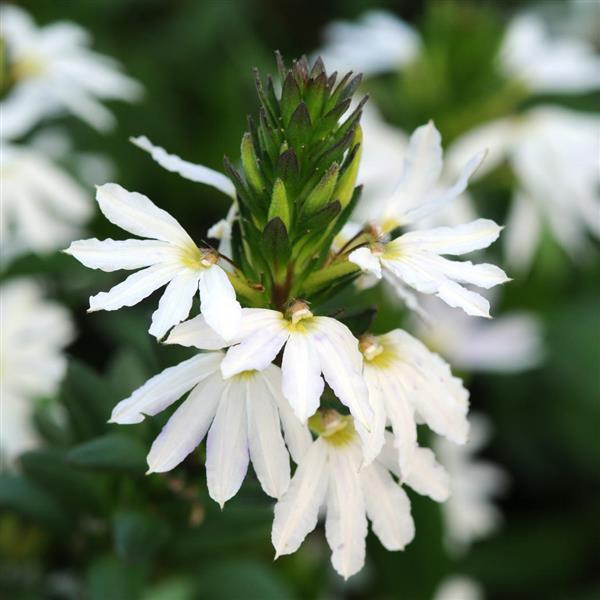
65,183 -> 241,341
0,4 -> 142,139
413,296 -> 544,372
1,141 -> 93,262
272,411 -> 451,580
359,330 -> 469,472
0,278 -> 74,466
434,576 -> 484,600
448,107 -> 600,271
110,353 -> 310,507
435,415 -> 507,552
318,10 -> 420,77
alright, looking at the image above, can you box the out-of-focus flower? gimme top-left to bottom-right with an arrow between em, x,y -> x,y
435,415 -> 507,552
65,183 -> 241,341
0,4 -> 142,139
110,353 -> 310,507
272,410 -> 450,580
0,278 -> 74,466
434,576 -> 484,600
1,141 -> 92,262
318,10 -> 420,77
412,296 -> 544,372
448,107 -> 600,271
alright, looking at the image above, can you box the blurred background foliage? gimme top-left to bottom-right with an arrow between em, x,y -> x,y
1,0 -> 599,598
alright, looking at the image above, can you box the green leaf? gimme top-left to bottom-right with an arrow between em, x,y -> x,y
262,218 -> 290,269
241,132 -> 265,193
113,510 -> 170,565
276,148 -> 299,184
299,201 -> 340,234
67,433 -> 148,474
267,178 -> 290,229
287,101 -> 312,150
86,555 -> 145,600
333,125 -> 362,209
303,162 -> 339,214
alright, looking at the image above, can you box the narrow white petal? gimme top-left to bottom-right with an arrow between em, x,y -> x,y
436,280 -> 493,318
504,190 -> 541,273
96,183 -> 194,247
65,238 -> 176,271
206,379 -> 249,507
281,332 -> 325,423
348,247 -> 382,278
146,372 -> 223,472
149,270 -> 200,339
164,314 -> 228,350
88,262 -> 180,312
199,265 -> 241,341
272,438 -> 329,557
325,445 -> 368,579
110,352 -> 223,424
403,446 -> 450,502
360,461 -> 414,550
262,365 -> 313,464
246,372 -> 291,498
355,370 -> 386,466
425,255 -> 510,289
131,135 -> 235,197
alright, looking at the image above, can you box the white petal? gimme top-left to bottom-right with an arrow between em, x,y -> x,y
360,461 -> 414,550
131,135 -> 235,197
348,247 -> 382,278
88,262 -> 180,313
199,265 -> 241,341
281,332 -> 325,423
272,438 -> 329,557
110,352 -> 222,424
96,183 -> 194,247
262,365 -> 313,464
354,370 -> 386,466
325,445 -> 367,580
311,318 -> 373,429
504,189 -> 541,273
424,255 -> 510,289
65,238 -> 176,271
246,372 -> 291,498
164,314 -> 228,350
399,219 -> 503,256
205,379 -> 249,507
146,372 -> 223,472
149,270 -> 200,339
220,311 -> 288,378
403,446 -> 450,502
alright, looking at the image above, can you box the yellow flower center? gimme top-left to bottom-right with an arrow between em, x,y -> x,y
309,410 -> 356,447
284,300 -> 315,332
12,55 -> 46,80
179,245 -> 215,270
359,334 -> 397,369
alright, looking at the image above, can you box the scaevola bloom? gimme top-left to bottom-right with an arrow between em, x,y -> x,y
0,279 -> 74,466
348,122 -> 509,318
1,142 -> 92,262
110,352 -> 310,507
65,183 -> 241,341
359,330 -> 469,474
0,5 -> 142,139
166,304 -> 375,445
272,411 -> 450,579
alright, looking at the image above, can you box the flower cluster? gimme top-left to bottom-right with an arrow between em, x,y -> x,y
67,54 -> 508,578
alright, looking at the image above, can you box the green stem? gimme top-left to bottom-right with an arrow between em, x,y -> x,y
227,272 -> 265,306
301,260 -> 360,296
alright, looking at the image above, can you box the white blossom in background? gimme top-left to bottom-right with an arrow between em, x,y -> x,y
272,411 -> 451,580
0,279 -> 74,467
448,107 -> 600,271
412,296 -> 544,372
0,4 -> 142,139
434,576 -> 484,600
435,415 -> 507,552
318,10 -> 420,77
348,122 -> 509,318
1,141 -> 93,262
65,183 -> 241,341
110,352 -> 310,507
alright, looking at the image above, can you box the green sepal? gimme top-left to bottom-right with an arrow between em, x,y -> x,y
276,148 -> 299,184
334,125 -> 363,209
268,178 -> 290,229
281,71 -> 301,126
287,101 -> 312,151
299,200 -> 341,234
241,132 -> 265,193
304,72 -> 327,123
262,217 -> 291,276
223,156 -> 266,225
303,162 -> 339,214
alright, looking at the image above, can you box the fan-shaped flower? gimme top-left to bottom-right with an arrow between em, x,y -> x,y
65,183 -> 241,340
110,352 -> 311,507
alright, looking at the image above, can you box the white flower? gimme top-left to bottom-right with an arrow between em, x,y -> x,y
0,278 -> 74,466
1,141 -> 92,262
358,330 -> 469,473
434,576 -> 484,600
448,106 -> 600,271
412,296 -> 544,372
272,411 -> 450,579
166,303 -> 375,440
110,352 -> 311,507
435,415 -> 507,552
65,183 -> 241,341
317,10 -> 420,77
0,5 -> 142,139
501,13 -> 600,94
